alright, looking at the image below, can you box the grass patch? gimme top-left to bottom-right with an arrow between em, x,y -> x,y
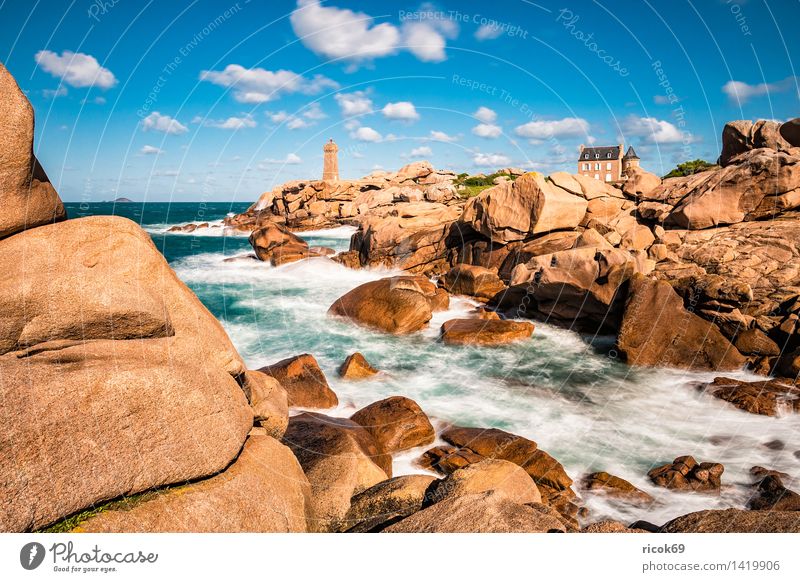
455,171 -> 519,198
37,489 -> 171,533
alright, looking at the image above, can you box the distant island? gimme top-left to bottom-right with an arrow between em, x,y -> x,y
112,197 -> 133,203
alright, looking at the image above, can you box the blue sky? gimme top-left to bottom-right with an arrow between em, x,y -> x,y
2,0 -> 798,202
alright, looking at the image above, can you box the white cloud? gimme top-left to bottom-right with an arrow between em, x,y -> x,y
334,91 -> 373,116
514,117 -> 589,141
472,123 -> 502,138
352,126 -> 382,142
429,130 -> 458,142
199,63 -> 338,103
382,101 -> 419,121
290,0 -> 457,65
204,114 -> 257,130
722,77 -> 797,104
267,110 -> 312,130
473,152 -> 511,166
475,23 -> 503,41
403,18 -> 458,63
139,145 -> 163,155
42,87 -> 68,98
290,0 -> 400,63
621,115 -> 684,144
409,146 -> 432,157
474,106 -> 497,124
35,50 -> 117,89
261,153 -> 303,166
141,112 -> 188,135
303,102 -> 327,119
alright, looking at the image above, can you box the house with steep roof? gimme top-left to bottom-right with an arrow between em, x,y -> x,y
577,143 -> 640,183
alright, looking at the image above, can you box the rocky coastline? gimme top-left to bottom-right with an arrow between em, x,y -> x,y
2,61 -> 800,533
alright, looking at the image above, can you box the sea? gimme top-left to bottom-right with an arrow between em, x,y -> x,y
66,201 -> 800,526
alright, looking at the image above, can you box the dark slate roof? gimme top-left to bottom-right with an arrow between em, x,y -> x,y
578,145 -> 620,160
623,145 -> 640,159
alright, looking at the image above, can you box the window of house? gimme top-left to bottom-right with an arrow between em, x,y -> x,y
607,153 -> 612,158
594,163 -> 600,170
595,153 -> 599,159
605,173 -> 612,181
584,154 -> 589,159
594,174 -> 599,180
606,162 -> 612,170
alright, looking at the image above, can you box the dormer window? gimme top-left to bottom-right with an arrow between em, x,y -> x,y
607,152 -> 612,158
584,154 -> 588,159
595,153 -> 599,159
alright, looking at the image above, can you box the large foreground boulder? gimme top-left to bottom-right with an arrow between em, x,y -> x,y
73,436 -> 313,532
0,63 -> 66,240
660,509 -> 800,533
460,172 -> 587,244
0,216 -> 253,532
428,459 -> 542,505
617,274 -> 746,371
719,119 -> 793,166
258,353 -> 337,409
342,474 -> 436,532
282,413 -> 390,531
328,275 -> 447,334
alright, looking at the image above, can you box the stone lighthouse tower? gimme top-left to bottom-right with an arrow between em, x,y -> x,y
322,138 -> 339,181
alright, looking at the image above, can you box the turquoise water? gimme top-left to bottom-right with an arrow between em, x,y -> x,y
65,202 -> 800,525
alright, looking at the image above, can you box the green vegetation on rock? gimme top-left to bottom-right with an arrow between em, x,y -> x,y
663,159 -> 717,179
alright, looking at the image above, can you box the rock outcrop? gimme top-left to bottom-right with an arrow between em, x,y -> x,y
0,216 -> 254,532
702,377 -> 800,416
460,172 -> 587,243
341,474 -> 436,532
581,472 -> 654,506
618,274 -> 746,371
0,63 -> 66,240
719,119 -> 793,166
240,370 -> 289,438
73,436 -> 313,532
438,263 -> 506,301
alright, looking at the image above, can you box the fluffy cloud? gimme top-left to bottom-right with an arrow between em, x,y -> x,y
267,111 -> 312,130
473,106 -> 497,124
473,152 -> 511,166
472,123 -> 501,138
428,130 -> 458,142
200,64 -> 338,103
303,102 -> 327,120
204,114 -> 257,130
514,117 -> 589,141
334,91 -> 373,116
408,145 -> 432,157
403,18 -> 458,63
722,77 -> 797,104
290,0 -> 400,63
290,0 -> 456,65
139,145 -> 163,155
42,87 -> 68,98
475,23 -> 503,41
621,115 -> 684,144
35,50 -> 117,89
352,126 -> 382,142
382,101 -> 419,121
141,112 -> 188,135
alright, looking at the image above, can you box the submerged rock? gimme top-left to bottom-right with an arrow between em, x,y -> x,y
581,472 -> 654,506
648,456 -> 724,492
328,275 -> 446,334
702,377 -> 800,416
439,318 -> 534,346
338,352 -> 379,379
